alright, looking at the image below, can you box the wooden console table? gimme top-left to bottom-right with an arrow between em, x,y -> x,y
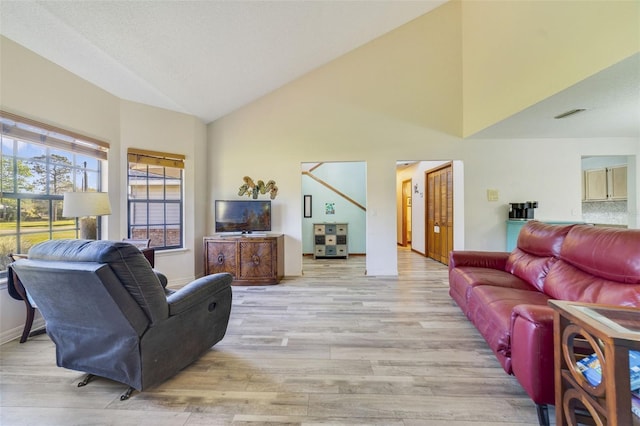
204,234 -> 284,285
550,300 -> 640,426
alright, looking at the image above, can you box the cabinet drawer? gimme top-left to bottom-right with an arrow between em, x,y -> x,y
325,235 -> 337,245
325,246 -> 337,256
314,224 -> 325,235
336,225 -> 347,235
314,235 -> 325,245
336,245 -> 348,256
336,235 -> 347,245
325,224 -> 337,234
315,246 -> 326,256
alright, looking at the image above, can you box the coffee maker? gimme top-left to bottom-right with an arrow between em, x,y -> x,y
509,201 -> 538,220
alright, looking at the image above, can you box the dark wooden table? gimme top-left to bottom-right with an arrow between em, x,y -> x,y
550,300 -> 640,426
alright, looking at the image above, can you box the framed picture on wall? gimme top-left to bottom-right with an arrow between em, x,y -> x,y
325,202 -> 335,215
304,195 -> 312,218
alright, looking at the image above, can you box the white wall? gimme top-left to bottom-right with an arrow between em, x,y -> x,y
207,1 -> 637,274
210,102 -> 639,275
1,0 -> 638,342
0,37 -> 208,343
119,101 -> 207,285
0,36 -> 120,343
460,138 -> 639,250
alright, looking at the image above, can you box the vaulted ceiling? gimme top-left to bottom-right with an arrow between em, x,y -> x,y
1,0 -> 446,124
1,1 -> 638,139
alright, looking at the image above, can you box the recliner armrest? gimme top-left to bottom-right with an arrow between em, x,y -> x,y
449,251 -> 510,270
153,269 -> 168,288
167,273 -> 233,316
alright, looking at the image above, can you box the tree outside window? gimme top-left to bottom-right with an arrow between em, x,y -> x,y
0,112 -> 108,274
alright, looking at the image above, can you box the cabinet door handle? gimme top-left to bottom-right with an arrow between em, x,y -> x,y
252,254 -> 260,265
217,254 -> 225,264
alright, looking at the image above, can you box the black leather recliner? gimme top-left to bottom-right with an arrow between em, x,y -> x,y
10,239 -> 232,398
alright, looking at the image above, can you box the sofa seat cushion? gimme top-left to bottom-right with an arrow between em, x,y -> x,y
449,266 -> 536,313
466,285 -> 551,374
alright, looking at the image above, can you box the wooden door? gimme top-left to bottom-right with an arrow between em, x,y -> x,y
426,164 -> 453,264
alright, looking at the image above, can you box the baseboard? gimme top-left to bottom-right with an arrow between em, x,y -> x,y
167,275 -> 198,289
0,318 -> 45,345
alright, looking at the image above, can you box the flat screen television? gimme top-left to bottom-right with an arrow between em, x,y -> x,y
215,200 -> 272,233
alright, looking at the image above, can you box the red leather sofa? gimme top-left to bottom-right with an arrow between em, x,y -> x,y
448,221 -> 640,426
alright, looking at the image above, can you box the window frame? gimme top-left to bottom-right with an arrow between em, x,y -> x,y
126,148 -> 185,250
0,111 -> 109,277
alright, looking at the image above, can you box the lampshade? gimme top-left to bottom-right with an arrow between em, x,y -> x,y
63,192 -> 112,217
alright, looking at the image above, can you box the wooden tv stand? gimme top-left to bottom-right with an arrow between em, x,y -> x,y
204,234 -> 284,285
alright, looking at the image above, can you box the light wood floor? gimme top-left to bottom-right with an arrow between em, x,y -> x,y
1,247 -> 548,425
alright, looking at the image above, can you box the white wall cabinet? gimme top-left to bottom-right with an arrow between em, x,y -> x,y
607,165 -> 627,200
583,166 -> 627,201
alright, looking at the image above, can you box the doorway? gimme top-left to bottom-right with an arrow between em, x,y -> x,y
301,161 -> 367,275
426,163 -> 453,265
396,160 -> 462,261
401,179 -> 412,247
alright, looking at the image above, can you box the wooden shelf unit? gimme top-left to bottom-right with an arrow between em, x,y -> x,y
313,223 -> 348,259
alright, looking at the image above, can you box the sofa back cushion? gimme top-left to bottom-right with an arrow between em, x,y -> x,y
544,225 -> 640,306
505,221 -> 575,291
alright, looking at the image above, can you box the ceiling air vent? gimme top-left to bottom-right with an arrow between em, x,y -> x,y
554,108 -> 586,119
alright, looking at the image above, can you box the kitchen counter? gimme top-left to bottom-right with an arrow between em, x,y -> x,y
506,220 -> 586,251
590,223 -> 628,228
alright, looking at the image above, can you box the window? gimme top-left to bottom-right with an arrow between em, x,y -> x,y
0,111 -> 109,275
127,148 -> 184,250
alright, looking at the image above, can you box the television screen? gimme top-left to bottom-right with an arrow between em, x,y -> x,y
215,200 -> 271,233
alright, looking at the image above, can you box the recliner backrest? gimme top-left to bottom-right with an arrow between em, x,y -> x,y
27,239 -> 169,323
12,259 -> 149,337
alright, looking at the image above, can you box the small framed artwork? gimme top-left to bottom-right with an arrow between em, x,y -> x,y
304,195 -> 312,218
325,202 -> 335,215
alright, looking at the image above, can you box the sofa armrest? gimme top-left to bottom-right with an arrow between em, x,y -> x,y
167,273 -> 233,316
510,304 -> 556,405
448,251 -> 510,270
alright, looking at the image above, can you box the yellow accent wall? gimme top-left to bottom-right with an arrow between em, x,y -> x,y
462,0 -> 640,137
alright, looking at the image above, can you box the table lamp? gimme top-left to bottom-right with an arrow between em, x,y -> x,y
62,192 -> 112,240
